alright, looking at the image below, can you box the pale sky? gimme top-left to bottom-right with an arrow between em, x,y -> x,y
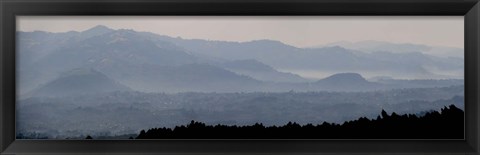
17,16 -> 464,48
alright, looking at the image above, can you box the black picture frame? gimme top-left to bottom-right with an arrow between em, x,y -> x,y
1,0 -> 479,154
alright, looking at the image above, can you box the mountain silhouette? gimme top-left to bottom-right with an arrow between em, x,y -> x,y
313,73 -> 383,91
77,25 -> 115,40
27,68 -> 131,97
319,73 -> 367,83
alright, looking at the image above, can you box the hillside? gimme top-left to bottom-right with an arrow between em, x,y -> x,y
26,68 -> 131,97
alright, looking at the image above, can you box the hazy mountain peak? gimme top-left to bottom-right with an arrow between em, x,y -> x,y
75,25 -> 116,41
28,68 -> 131,97
245,39 -> 297,48
78,28 -> 150,46
312,73 -> 384,91
102,29 -> 153,41
321,73 -> 367,82
84,25 -> 114,33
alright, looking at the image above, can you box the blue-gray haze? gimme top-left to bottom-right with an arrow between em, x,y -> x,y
16,26 -> 464,139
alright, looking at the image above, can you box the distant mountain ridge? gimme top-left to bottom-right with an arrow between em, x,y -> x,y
147,30 -> 463,79
318,40 -> 463,59
220,59 -> 310,83
17,25 -> 464,95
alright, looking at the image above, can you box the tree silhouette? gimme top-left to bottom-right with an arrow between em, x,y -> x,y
135,104 -> 464,139
85,135 -> 93,139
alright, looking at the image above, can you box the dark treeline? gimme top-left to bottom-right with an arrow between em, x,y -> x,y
135,105 -> 464,139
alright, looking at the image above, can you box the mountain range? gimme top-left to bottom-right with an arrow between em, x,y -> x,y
15,25 -> 465,138
18,25 -> 464,95
318,40 -> 463,58
152,33 -> 463,79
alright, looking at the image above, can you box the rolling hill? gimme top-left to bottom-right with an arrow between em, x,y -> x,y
26,68 -> 131,98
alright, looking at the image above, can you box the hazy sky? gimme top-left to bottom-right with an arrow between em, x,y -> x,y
17,16 -> 464,48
